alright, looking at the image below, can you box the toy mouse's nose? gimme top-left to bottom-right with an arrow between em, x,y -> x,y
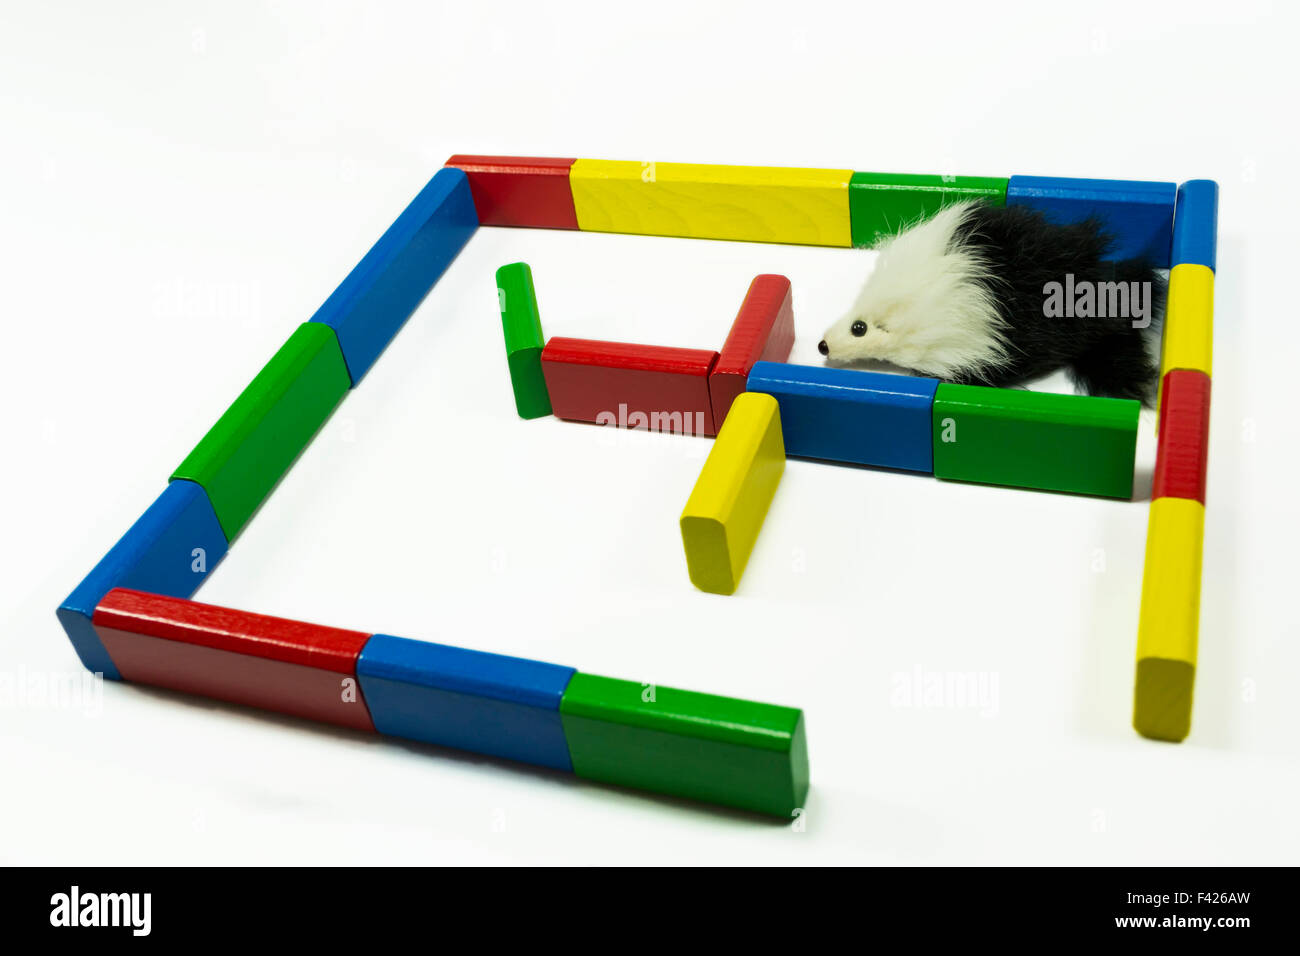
817,339 -> 829,356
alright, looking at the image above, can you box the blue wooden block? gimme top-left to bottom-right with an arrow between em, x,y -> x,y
1172,180 -> 1219,272
310,167 -> 478,385
1006,175 -> 1176,266
56,479 -> 228,679
357,634 -> 576,771
746,362 -> 939,472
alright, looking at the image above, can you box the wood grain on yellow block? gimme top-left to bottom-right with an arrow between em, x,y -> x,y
1160,263 -> 1214,378
1134,496 -> 1205,742
680,393 -> 785,594
571,160 -> 853,247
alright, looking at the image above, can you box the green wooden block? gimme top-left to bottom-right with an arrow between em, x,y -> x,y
932,383 -> 1139,499
559,672 -> 808,817
172,322 -> 350,540
496,262 -> 552,419
849,172 -> 1008,248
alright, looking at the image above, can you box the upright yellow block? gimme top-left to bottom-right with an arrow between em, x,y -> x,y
680,393 -> 785,595
571,159 -> 853,247
1134,497 -> 1206,742
1160,263 -> 1214,378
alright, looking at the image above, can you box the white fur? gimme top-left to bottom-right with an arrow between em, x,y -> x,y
821,202 -> 1009,379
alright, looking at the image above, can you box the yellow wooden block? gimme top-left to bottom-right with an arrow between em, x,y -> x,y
1134,497 -> 1206,742
571,159 -> 853,247
1160,263 -> 1214,378
680,392 -> 785,595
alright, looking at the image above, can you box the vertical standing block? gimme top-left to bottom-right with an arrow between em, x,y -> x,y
1152,370 -> 1211,504
708,275 -> 795,430
444,155 -> 579,229
171,322 -> 350,541
746,362 -> 938,472
680,393 -> 785,595
1006,175 -> 1176,266
1171,179 -> 1219,271
932,384 -> 1140,498
1160,264 -> 1215,378
356,634 -> 575,771
310,166 -> 478,384
541,337 -> 718,436
57,480 -> 228,680
1134,497 -> 1206,742
559,672 -> 809,818
496,262 -> 552,419
93,590 -> 376,731
848,172 -> 1008,247
570,160 -> 853,247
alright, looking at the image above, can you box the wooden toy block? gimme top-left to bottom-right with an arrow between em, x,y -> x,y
569,159 -> 853,247
541,337 -> 718,436
1160,263 -> 1215,378
171,322 -> 350,541
1134,497 -> 1206,742
1006,175 -> 1176,266
444,155 -> 579,229
496,262 -> 552,419
746,362 -> 938,472
1152,370 -> 1211,504
93,589 -> 375,731
680,393 -> 785,596
310,167 -> 478,384
559,672 -> 808,817
849,172 -> 1008,247
1171,179 -> 1219,271
709,275 -> 795,430
57,480 -> 228,680
932,384 -> 1139,498
356,634 -> 575,771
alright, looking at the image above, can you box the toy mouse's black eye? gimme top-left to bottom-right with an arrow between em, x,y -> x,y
851,320 -> 867,337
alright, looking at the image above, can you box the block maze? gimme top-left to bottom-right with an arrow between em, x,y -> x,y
59,155 -> 1218,819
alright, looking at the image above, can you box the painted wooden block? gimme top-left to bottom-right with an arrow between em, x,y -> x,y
171,322 -> 350,541
932,384 -> 1139,499
849,172 -> 1008,247
541,337 -> 718,436
1152,370 -> 1211,504
680,393 -> 785,595
93,589 -> 375,731
57,480 -> 228,680
496,262 -> 552,419
356,634 -> 575,771
569,159 -> 852,247
1171,179 -> 1219,271
746,362 -> 938,472
1160,263 -> 1214,378
709,275 -> 795,429
559,672 -> 808,818
1134,497 -> 1206,742
310,166 -> 478,384
444,155 -> 578,229
1006,175 -> 1176,266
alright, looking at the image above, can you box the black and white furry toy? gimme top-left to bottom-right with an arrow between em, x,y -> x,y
817,202 -> 1166,404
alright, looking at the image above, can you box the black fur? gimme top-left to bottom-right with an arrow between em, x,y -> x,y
949,204 -> 1165,405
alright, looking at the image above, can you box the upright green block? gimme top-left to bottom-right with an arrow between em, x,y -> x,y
496,262 -> 551,419
559,672 -> 808,817
932,383 -> 1139,499
849,172 -> 1008,248
172,322 -> 350,539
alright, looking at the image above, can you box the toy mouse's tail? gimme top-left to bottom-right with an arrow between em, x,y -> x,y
1069,259 -> 1166,406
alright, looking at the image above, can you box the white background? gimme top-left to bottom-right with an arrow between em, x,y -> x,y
2,1 -> 1297,865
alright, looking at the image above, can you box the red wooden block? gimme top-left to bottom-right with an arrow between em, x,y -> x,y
709,274 -> 795,428
444,155 -> 578,229
1152,368 -> 1211,504
93,589 -> 376,732
541,337 -> 719,436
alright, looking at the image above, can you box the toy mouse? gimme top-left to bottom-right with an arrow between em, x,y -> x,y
817,201 -> 1166,404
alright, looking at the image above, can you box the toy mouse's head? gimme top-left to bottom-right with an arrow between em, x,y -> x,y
817,202 -> 1008,379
